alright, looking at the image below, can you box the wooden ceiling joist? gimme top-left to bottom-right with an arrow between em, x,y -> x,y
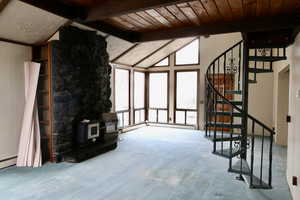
86,0 -> 194,21
139,14 -> 300,42
83,21 -> 139,42
19,0 -> 87,20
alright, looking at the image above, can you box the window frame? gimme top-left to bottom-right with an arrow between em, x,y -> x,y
174,69 -> 199,126
148,71 -> 170,124
114,67 -> 131,128
153,56 -> 170,67
174,39 -> 200,66
133,69 -> 146,125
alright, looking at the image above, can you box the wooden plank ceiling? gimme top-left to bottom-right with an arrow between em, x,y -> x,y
19,0 -> 300,42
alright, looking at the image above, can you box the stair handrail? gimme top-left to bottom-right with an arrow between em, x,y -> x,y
205,40 -> 275,135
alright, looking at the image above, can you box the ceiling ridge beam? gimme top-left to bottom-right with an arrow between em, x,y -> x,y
132,40 -> 175,67
83,21 -> 140,42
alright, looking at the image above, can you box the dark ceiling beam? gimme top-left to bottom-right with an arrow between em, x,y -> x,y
19,0 -> 139,42
139,14 -> 300,42
0,0 -> 10,12
19,0 -> 87,20
87,0 -> 192,21
82,21 -> 139,43
0,37 -> 33,47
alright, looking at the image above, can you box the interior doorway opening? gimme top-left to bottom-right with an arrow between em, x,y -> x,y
275,65 -> 290,146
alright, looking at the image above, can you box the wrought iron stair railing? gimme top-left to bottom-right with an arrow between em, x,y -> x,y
204,40 -> 287,189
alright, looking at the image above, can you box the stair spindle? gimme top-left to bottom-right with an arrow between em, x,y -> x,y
254,49 -> 257,81
260,127 -> 265,185
269,130 -> 274,187
229,108 -> 234,169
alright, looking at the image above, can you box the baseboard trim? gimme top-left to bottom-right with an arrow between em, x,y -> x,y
0,156 -> 17,163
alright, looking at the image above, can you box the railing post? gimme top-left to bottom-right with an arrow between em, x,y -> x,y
241,40 -> 249,160
250,121 -> 255,187
205,78 -> 208,137
269,131 -> 274,187
229,107 -> 233,169
260,127 -> 265,185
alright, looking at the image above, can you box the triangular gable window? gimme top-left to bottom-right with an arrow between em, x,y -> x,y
154,57 -> 169,66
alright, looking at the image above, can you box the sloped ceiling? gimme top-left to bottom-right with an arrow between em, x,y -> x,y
115,39 -> 171,66
106,35 -> 135,61
0,1 -> 198,69
136,37 -> 195,68
0,0 -> 68,44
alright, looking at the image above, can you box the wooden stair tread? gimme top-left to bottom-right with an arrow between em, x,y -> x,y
248,68 -> 273,73
212,111 -> 242,117
224,90 -> 242,95
207,123 -> 242,129
216,100 -> 243,106
206,133 -> 242,142
248,56 -> 287,62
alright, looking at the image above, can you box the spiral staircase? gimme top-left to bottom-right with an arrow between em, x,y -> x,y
204,31 -> 293,189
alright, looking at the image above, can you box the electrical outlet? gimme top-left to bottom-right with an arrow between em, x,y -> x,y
296,89 -> 300,98
293,176 -> 298,186
287,115 -> 291,123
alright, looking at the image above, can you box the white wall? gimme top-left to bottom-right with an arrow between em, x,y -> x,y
279,34 -> 300,200
0,41 -> 31,168
248,73 -> 274,135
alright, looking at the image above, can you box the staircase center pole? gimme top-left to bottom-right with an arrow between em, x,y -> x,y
241,40 -> 249,160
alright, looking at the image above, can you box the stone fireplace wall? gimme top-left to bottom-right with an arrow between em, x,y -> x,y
51,26 -> 112,162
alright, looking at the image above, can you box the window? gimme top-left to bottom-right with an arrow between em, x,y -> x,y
175,39 -> 199,65
175,71 -> 198,125
154,57 -> 169,66
176,71 -> 197,109
134,71 -> 145,124
148,72 -> 168,123
115,68 -> 130,128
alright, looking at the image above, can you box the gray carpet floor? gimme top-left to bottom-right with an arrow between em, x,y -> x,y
0,126 -> 292,200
